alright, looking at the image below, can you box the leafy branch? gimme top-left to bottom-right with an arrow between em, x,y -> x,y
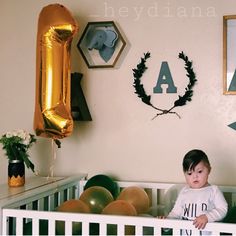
132,52 -> 152,106
174,51 -> 197,107
132,51 -> 197,119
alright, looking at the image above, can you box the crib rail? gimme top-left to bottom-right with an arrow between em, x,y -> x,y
2,178 -> 236,235
1,176 -> 82,211
3,180 -> 236,213
2,208 -> 236,235
0,175 -> 86,235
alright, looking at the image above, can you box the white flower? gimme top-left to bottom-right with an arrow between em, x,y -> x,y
3,129 -> 34,146
0,129 -> 36,172
12,131 -> 18,137
22,135 -> 31,145
16,130 -> 24,138
6,132 -> 13,138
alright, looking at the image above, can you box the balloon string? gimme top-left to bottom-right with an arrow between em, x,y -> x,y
47,139 -> 56,180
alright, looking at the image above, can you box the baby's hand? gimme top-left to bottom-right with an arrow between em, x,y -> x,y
193,214 -> 208,229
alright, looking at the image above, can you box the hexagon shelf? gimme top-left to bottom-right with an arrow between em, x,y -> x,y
77,21 -> 126,68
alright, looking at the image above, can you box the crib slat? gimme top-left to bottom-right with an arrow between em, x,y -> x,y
65,220 -> 72,235
117,223 -> 125,235
16,217 -> 23,235
232,193 -> 236,206
99,222 -> 107,235
32,218 -> 39,235
135,225 -> 142,235
151,188 -> 158,207
153,226 -> 161,235
68,187 -> 73,199
48,219 -> 55,235
38,198 -> 44,210
58,190 -> 64,205
82,221 -> 89,235
26,202 -> 33,211
49,194 -> 55,211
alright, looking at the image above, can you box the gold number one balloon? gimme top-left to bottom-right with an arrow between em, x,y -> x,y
34,4 -> 78,139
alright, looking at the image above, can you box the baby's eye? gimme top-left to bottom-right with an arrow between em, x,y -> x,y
187,172 -> 192,175
198,170 -> 203,174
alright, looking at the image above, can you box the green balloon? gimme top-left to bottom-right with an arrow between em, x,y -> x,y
79,186 -> 114,214
84,174 -> 119,199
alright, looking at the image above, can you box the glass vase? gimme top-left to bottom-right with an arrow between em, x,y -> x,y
8,160 -> 25,187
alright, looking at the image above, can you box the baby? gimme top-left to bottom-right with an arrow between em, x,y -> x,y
167,149 -> 228,234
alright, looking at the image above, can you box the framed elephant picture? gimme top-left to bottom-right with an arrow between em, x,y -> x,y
77,21 -> 126,68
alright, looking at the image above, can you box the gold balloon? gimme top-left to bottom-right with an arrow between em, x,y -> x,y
117,186 -> 150,214
34,4 -> 78,139
56,199 -> 90,235
102,200 -> 137,235
102,200 -> 137,216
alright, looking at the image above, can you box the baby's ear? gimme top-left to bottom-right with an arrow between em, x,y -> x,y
208,166 -> 212,173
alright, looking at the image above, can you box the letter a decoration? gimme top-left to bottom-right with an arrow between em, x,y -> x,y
153,61 -> 177,93
132,52 -> 197,119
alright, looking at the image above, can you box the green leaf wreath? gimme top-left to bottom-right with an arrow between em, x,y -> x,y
132,51 -> 197,119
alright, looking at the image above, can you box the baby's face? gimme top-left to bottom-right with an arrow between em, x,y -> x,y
184,161 -> 210,189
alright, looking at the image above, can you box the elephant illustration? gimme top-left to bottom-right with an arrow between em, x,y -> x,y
87,28 -> 118,62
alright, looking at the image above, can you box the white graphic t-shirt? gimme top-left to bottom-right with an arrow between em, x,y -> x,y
167,185 -> 228,235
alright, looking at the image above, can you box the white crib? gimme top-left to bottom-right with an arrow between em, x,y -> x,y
1,174 -> 236,235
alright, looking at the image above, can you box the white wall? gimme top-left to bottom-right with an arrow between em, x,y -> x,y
1,0 -> 236,185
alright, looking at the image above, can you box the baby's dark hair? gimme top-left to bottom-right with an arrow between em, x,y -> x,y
182,149 -> 211,172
